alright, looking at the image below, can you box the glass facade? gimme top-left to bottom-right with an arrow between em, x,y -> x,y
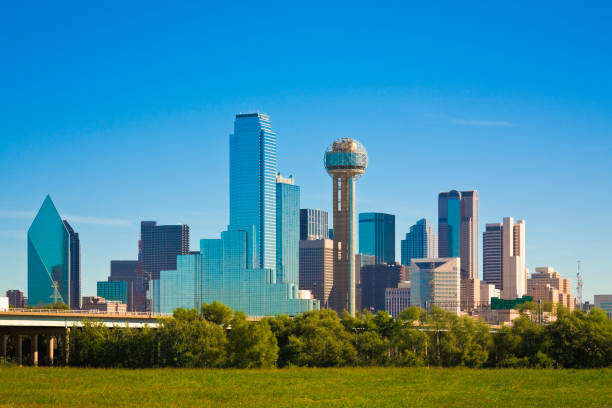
159,230 -> 319,316
401,218 -> 437,266
358,212 -> 395,264
97,280 -> 128,304
299,209 -> 329,240
411,258 -> 460,314
27,195 -> 70,306
229,113 -> 277,271
276,176 -> 300,286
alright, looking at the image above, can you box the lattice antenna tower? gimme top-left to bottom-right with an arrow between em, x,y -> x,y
576,260 -> 583,308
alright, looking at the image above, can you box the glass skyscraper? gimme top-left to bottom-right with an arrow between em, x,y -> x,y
438,190 -> 478,280
97,280 -> 128,304
27,195 -> 71,306
300,209 -> 329,240
358,212 -> 395,264
159,231 -> 319,316
400,218 -> 437,266
229,113 -> 277,271
63,220 -> 81,309
276,174 -> 300,286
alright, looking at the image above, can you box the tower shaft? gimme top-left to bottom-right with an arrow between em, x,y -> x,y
330,176 -> 356,315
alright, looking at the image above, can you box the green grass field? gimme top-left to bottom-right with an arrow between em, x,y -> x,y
0,367 -> 610,407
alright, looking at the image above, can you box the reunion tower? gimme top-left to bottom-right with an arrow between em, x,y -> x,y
324,138 -> 368,315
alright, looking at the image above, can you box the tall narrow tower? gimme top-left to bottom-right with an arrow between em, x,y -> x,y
324,138 -> 368,315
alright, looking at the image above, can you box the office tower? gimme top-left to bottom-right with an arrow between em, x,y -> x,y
299,239 -> 334,308
411,258 -> 461,314
159,230 -> 319,316
324,138 -> 368,316
594,295 -> 612,319
527,267 -> 574,311
97,281 -> 128,305
385,282 -> 411,317
501,217 -> 526,299
360,263 -> 405,313
355,253 -> 375,311
438,190 -> 478,280
401,218 -> 438,266
63,220 -> 81,309
276,174 -> 300,285
359,212 -> 395,264
109,260 -> 139,311
27,195 -> 71,306
328,229 -> 333,239
6,290 -> 26,308
140,221 -> 189,280
229,113 -> 277,271
300,209 -> 329,240
483,223 -> 503,290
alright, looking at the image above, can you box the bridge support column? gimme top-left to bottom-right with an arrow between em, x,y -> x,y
17,335 -> 23,366
64,328 -> 70,365
2,334 -> 7,357
48,336 -> 55,366
32,335 -> 38,367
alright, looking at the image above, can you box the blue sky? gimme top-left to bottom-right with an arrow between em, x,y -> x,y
1,1 -> 611,301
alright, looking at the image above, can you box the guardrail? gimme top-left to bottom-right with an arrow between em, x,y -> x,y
2,308 -> 172,317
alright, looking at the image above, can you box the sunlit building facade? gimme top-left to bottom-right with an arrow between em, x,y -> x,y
411,257 -> 460,314
401,218 -> 437,266
160,230 -> 319,316
276,174 -> 300,286
229,113 -> 277,271
97,280 -> 128,304
300,209 -> 329,240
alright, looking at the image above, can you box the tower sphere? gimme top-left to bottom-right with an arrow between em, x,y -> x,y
324,137 -> 368,179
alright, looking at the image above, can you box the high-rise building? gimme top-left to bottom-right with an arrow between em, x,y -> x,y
97,281 -> 128,305
360,263 -> 405,313
229,113 -> 277,271
483,223 -> 503,290
324,138 -> 368,315
299,239 -> 334,308
276,174 -> 300,285
527,267 -> 574,311
501,218 -> 526,299
401,218 -> 437,266
411,258 -> 461,314
483,218 -> 526,299
300,209 -> 329,240
109,260 -> 139,311
438,190 -> 478,280
6,290 -> 26,308
27,195 -> 72,307
359,212 -> 395,264
140,221 -> 190,281
63,220 -> 81,309
385,282 -> 411,317
159,229 -> 319,316
355,253 -> 375,311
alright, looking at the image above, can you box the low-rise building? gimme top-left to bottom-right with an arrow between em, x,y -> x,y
385,281 -> 410,317
6,289 -> 27,308
527,267 -> 574,311
594,295 -> 612,319
81,296 -> 127,313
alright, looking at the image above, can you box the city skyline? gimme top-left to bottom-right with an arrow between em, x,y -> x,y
1,3 -> 612,302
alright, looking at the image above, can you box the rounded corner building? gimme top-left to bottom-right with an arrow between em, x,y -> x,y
324,138 -> 368,315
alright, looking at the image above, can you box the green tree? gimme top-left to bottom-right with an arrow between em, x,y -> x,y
227,312 -> 278,368
201,301 -> 233,329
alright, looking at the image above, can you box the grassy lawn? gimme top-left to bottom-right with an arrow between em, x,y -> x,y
0,367 -> 610,407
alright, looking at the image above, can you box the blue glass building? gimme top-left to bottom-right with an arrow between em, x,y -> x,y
358,212 -> 395,264
276,174 -> 300,285
438,191 -> 461,258
97,280 -> 128,304
159,230 -> 319,316
27,195 -> 71,306
229,113 -> 277,271
400,218 -> 438,266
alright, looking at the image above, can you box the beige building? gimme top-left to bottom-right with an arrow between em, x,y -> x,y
299,239 -> 334,308
411,258 -> 460,315
81,296 -> 127,313
461,278 -> 500,312
527,267 -> 574,311
502,218 -> 527,299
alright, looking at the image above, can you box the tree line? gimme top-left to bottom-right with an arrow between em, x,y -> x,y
68,302 -> 612,368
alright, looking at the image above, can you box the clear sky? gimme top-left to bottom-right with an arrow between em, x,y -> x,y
1,1 -> 611,301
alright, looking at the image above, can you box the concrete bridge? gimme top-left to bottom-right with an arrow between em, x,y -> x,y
0,309 -> 164,366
